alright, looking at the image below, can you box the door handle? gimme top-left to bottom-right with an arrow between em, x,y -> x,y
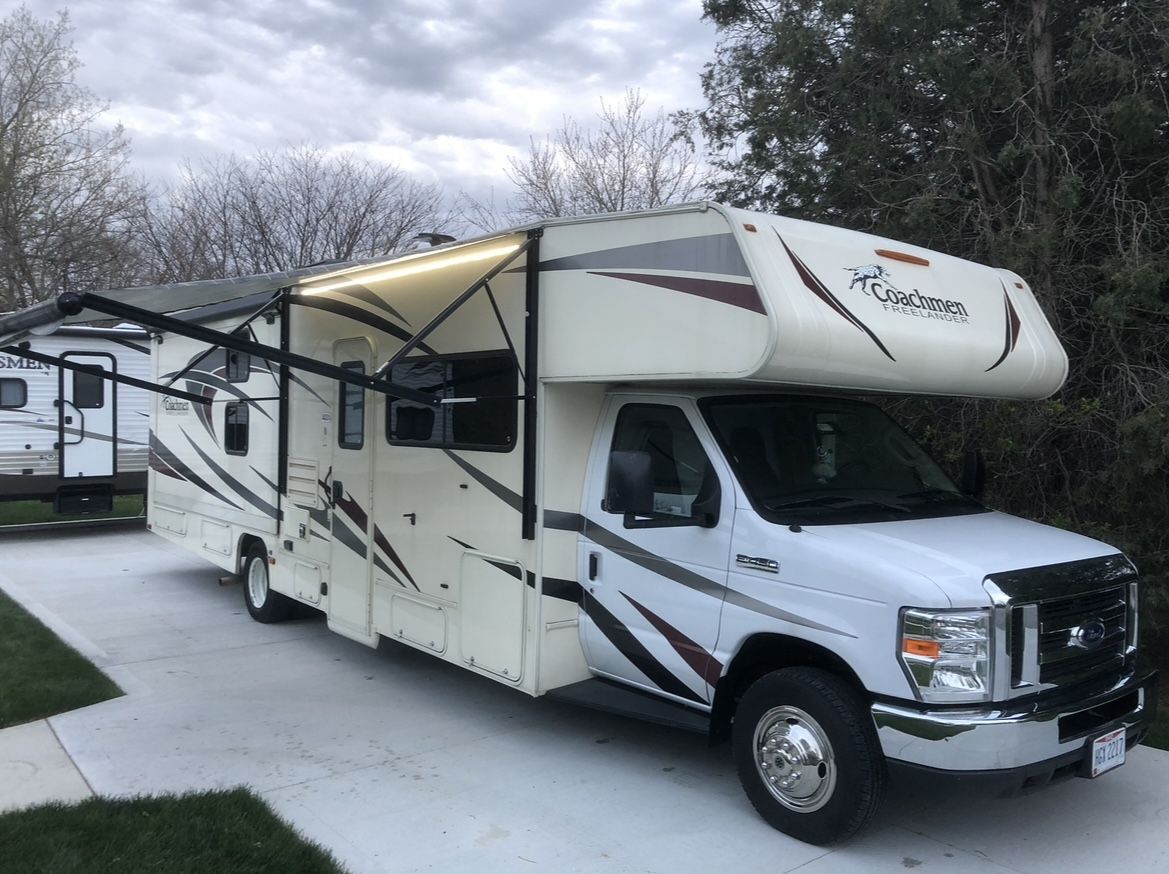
331,480 -> 343,504
588,552 -> 599,581
60,402 -> 84,444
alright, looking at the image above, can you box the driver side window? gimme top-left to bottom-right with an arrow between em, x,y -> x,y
605,404 -> 718,526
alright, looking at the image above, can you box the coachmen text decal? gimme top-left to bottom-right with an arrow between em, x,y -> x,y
845,264 -> 969,324
161,397 -> 191,415
778,231 -> 1024,371
0,355 -> 50,372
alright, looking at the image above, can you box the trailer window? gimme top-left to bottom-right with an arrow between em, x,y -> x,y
225,402 -> 249,455
226,350 -> 249,382
338,361 -> 365,449
385,352 -> 516,452
224,327 -> 251,382
73,366 -> 105,409
0,378 -> 27,408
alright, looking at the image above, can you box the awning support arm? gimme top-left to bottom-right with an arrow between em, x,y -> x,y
53,291 -> 442,406
1,342 -> 210,405
163,288 -> 286,388
483,281 -> 523,382
374,236 -> 534,379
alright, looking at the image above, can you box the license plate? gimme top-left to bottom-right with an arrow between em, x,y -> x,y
1089,727 -> 1127,777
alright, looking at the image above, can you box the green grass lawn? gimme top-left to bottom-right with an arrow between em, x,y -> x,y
0,590 -> 344,872
0,789 -> 347,874
0,589 -> 122,729
0,495 -> 143,527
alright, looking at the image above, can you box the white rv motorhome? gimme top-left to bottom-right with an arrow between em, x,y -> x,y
0,203 -> 1155,844
0,325 -> 150,513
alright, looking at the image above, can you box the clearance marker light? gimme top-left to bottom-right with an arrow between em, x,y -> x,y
875,248 -> 930,267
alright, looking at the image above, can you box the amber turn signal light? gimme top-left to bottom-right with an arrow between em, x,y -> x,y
902,638 -> 941,658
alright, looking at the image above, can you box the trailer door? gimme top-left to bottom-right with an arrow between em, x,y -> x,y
58,352 -> 116,479
327,338 -> 375,639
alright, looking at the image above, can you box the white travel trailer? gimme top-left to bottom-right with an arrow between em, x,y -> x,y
0,203 -> 1155,844
0,324 -> 150,512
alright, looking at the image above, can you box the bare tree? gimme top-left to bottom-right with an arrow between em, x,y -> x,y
459,90 -> 708,232
0,6 -> 145,310
141,146 -> 448,282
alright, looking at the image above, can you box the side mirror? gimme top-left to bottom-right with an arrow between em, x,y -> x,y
961,449 -> 985,499
606,450 -> 654,516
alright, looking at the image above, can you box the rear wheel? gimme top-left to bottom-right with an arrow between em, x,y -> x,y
733,667 -> 885,845
242,542 -> 293,623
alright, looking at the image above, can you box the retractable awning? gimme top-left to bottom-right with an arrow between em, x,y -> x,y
0,230 -> 538,411
0,260 -> 380,348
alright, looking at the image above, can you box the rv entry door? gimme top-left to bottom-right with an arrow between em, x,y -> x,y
327,338 -> 376,641
58,352 -> 116,479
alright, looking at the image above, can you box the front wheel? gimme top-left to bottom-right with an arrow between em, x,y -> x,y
242,542 -> 293,623
733,667 -> 885,845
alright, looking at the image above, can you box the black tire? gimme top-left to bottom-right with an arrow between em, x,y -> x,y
732,667 -> 885,845
242,542 -> 293,623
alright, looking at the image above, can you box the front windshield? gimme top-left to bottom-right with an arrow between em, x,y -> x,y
701,396 -> 984,524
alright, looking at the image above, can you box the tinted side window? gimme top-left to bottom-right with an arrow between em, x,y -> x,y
226,348 -> 250,383
338,361 -> 365,449
386,352 -> 516,451
226,327 -> 251,383
225,402 -> 249,455
73,366 -> 105,409
0,378 -> 27,408
605,404 -> 718,524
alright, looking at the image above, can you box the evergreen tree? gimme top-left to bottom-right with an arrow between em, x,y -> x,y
693,0 -> 1169,590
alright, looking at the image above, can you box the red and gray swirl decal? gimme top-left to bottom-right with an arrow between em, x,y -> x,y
778,232 -> 896,361
985,283 -> 1023,372
537,232 -> 766,315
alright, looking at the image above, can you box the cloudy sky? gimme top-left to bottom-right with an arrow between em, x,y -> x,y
26,0 -> 719,204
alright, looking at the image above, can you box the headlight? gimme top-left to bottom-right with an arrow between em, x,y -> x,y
900,608 -> 992,704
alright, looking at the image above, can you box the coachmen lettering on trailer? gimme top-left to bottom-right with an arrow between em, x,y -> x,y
0,202 -> 1155,845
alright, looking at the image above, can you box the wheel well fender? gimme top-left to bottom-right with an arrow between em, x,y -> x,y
709,634 -> 868,745
236,533 -> 267,576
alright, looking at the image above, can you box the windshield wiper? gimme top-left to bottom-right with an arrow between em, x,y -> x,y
766,494 -> 912,513
897,488 -> 974,504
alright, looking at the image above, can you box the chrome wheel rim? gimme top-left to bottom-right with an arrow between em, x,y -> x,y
752,705 -> 836,812
247,556 -> 268,608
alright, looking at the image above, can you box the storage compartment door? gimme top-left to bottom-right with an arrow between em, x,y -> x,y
459,550 -> 525,682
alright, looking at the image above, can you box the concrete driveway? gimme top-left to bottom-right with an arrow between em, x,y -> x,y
1,525 -> 1167,873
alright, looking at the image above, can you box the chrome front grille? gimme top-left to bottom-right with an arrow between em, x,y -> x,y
1036,586 -> 1127,686
984,554 -> 1138,699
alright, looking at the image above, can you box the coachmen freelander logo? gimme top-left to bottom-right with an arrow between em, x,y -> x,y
844,264 -> 970,325
778,231 -> 1024,371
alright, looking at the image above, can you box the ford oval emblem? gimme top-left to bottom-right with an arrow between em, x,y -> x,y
1071,619 -> 1107,649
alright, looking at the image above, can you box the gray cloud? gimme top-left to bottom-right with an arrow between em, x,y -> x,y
25,0 -> 717,204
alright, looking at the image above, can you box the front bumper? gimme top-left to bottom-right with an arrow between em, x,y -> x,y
872,667 -> 1157,772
